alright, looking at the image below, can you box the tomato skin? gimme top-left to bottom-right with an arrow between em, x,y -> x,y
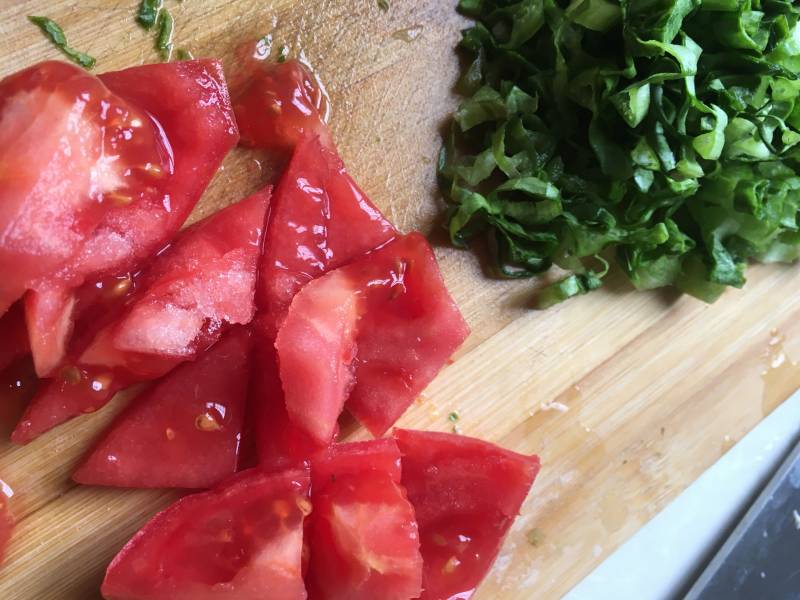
257,136 -> 396,337
248,326 -> 329,472
306,440 -> 423,600
11,189 -> 270,444
0,303 -> 29,374
20,59 -> 239,375
101,468 -> 310,600
0,61 -> 168,315
73,327 -> 253,489
393,429 -> 540,600
233,59 -> 333,153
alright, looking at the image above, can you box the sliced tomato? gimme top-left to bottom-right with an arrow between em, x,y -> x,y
0,60 -> 170,315
306,439 -> 422,600
232,58 -> 333,153
101,468 -> 310,600
257,136 -> 395,337
73,327 -> 253,489
83,187 -> 269,371
393,429 -> 540,600
248,333 -> 329,472
23,59 -> 239,375
276,233 -> 469,440
0,478 -> 13,567
0,302 -> 29,374
275,269 -> 360,445
11,189 -> 269,444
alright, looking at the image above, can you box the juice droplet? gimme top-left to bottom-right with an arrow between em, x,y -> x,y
392,25 -> 424,43
760,330 -> 799,416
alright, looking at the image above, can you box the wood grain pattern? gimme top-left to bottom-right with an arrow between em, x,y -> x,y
0,1 -> 799,598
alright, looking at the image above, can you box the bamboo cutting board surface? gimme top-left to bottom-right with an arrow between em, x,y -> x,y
1,1 -> 799,598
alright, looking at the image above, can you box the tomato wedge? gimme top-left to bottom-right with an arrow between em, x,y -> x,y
232,59 -> 333,153
393,429 -> 540,600
257,136 -> 395,336
276,233 -> 469,441
101,468 -> 310,600
11,188 -> 270,444
22,59 -> 239,376
307,439 -> 422,600
0,60 -> 170,316
73,327 -> 253,489
0,303 -> 29,374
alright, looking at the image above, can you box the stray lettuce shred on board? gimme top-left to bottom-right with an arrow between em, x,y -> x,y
439,0 -> 800,307
28,16 -> 96,69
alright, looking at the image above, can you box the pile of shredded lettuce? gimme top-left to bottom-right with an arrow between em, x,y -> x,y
439,0 -> 800,307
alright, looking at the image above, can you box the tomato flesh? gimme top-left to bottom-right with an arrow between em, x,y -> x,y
393,429 -> 540,600
276,269 -> 360,444
101,469 -> 310,600
73,327 -> 253,489
24,285 -> 76,377
257,136 -> 395,337
0,60 -> 170,315
233,59 -> 333,153
307,439 -> 422,600
11,189 -> 269,444
276,233 -> 469,440
21,59 -> 238,375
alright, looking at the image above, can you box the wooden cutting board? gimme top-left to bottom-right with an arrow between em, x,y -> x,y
1,1 -> 799,598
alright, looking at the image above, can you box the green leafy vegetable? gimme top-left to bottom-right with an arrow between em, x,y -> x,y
137,0 -> 163,29
28,16 -> 96,69
156,9 -> 174,61
277,44 -> 289,63
377,0 -> 390,10
440,0 -> 800,307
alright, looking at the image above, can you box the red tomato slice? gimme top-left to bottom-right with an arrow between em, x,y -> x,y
307,439 -> 422,600
276,233 -> 469,441
82,187 -> 269,371
73,327 -> 253,489
257,136 -> 396,337
232,59 -> 333,153
11,189 -> 270,444
23,59 -> 239,375
0,61 -> 170,315
248,331 -> 329,472
101,468 -> 310,600
0,478 -> 13,567
393,429 -> 541,600
0,303 -> 29,374
275,269 -> 360,444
